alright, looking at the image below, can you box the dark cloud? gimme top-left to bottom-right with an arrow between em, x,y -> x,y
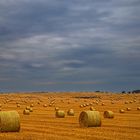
0,0 -> 140,92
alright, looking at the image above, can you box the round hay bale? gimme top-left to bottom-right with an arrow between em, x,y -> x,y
119,109 -> 125,113
125,101 -> 129,104
30,104 -> 34,107
0,110 -> 20,132
96,102 -> 98,105
43,104 -> 47,107
26,106 -> 30,110
55,107 -> 59,111
29,108 -> 33,112
17,104 -> 20,107
0,104 -> 2,107
23,109 -> 30,115
137,107 -> 140,110
90,103 -> 93,106
90,107 -> 96,111
104,111 -> 114,118
102,103 -> 105,106
79,111 -> 101,127
126,107 -> 131,111
129,101 -> 133,104
80,105 -> 83,108
55,110 -> 65,118
83,104 -> 86,107
67,109 -> 74,116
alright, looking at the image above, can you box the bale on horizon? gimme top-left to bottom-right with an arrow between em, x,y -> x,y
55,110 -> 65,118
67,109 -> 74,116
104,111 -> 114,118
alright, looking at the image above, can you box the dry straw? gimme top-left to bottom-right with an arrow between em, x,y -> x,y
0,110 -> 20,132
125,101 -> 129,104
55,107 -> 59,111
43,104 -> 47,107
137,107 -> 140,110
30,104 -> 34,107
67,109 -> 74,116
29,108 -> 33,112
17,104 -> 20,107
26,106 -> 30,110
119,109 -> 125,113
79,111 -> 101,127
23,109 -> 30,115
126,108 -> 131,111
102,103 -> 105,106
55,110 -> 65,118
90,107 -> 96,111
83,104 -> 86,107
129,101 -> 133,104
104,111 -> 114,118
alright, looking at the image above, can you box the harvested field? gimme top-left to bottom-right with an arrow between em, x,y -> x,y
0,92 -> 140,140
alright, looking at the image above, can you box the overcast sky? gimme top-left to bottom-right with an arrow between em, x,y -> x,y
0,0 -> 140,92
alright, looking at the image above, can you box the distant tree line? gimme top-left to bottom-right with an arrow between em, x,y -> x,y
121,90 -> 140,94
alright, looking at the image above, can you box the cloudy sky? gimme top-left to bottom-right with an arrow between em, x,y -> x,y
0,0 -> 140,92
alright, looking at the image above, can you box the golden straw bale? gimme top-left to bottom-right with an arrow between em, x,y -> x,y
23,109 -> 30,115
119,109 -> 125,113
83,104 -> 86,107
55,107 -> 59,111
67,109 -> 74,116
30,104 -> 34,107
29,108 -> 33,112
79,111 -> 101,127
43,104 -> 47,107
125,101 -> 129,104
90,107 -> 96,111
17,104 -> 20,107
0,111 -> 20,132
55,110 -> 65,118
129,101 -> 133,104
137,107 -> 140,110
102,103 -> 105,106
90,103 -> 93,106
104,111 -> 114,118
26,106 -> 30,110
126,108 -> 131,111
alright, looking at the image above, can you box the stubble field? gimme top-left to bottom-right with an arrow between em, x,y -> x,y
0,92 -> 140,140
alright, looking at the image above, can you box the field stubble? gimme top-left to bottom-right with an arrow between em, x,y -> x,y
0,92 -> 140,140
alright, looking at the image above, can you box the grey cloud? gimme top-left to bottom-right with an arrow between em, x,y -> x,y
0,0 -> 140,92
